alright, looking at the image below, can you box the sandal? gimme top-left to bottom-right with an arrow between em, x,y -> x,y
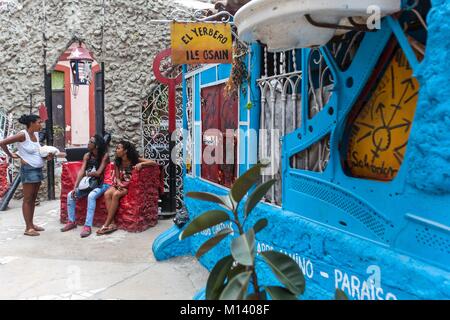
33,225 -> 45,232
96,224 -> 118,235
96,225 -> 108,235
24,229 -> 40,237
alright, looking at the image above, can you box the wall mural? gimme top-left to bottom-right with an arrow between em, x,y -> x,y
346,44 -> 420,181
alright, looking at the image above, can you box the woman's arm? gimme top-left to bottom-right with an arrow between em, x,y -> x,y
73,153 -> 89,189
0,133 -> 25,159
134,158 -> 157,170
87,153 -> 109,178
114,164 -> 122,186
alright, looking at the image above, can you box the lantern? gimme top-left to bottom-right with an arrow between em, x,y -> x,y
68,45 -> 94,85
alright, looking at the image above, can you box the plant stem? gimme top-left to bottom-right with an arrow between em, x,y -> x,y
234,210 -> 260,298
251,267 -> 261,299
233,208 -> 244,235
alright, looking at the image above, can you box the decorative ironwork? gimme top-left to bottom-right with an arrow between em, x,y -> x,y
257,37 -> 364,204
141,85 -> 184,211
328,30 -> 365,71
257,47 -> 303,206
185,77 -> 194,176
168,8 -> 233,23
0,110 -> 17,185
153,7 -> 249,51
308,48 -> 335,119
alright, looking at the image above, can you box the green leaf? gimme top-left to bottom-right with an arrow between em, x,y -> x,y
227,264 -> 247,282
180,210 -> 230,240
244,179 -> 276,217
206,255 -> 234,300
335,288 -> 349,300
186,192 -> 232,210
265,286 -> 298,300
253,218 -> 268,234
230,161 -> 269,204
219,271 -> 252,300
231,229 -> 255,266
195,228 -> 233,259
261,250 -> 305,296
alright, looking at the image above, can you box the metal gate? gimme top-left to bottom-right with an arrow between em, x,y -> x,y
141,84 -> 184,212
0,109 -> 17,197
257,32 -> 365,206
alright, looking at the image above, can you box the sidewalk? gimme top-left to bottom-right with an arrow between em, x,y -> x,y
0,199 -> 208,300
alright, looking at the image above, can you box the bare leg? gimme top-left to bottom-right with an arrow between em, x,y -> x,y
31,182 -> 41,223
22,183 -> 38,232
103,189 -> 128,227
103,187 -> 115,221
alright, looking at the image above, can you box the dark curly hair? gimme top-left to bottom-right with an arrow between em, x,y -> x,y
115,140 -> 140,167
92,134 -> 107,163
18,114 -> 40,128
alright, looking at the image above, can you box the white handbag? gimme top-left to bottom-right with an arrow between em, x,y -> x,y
78,167 -> 98,191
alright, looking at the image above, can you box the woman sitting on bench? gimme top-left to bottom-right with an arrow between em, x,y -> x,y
61,135 -> 110,238
97,140 -> 156,235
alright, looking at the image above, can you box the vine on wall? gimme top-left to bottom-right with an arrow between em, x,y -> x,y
224,41 -> 249,99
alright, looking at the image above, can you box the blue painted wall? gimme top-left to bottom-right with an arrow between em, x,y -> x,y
154,1 -> 450,300
407,0 -> 450,194
183,176 -> 450,300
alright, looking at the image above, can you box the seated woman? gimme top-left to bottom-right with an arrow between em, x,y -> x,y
61,135 -> 110,238
97,140 -> 156,235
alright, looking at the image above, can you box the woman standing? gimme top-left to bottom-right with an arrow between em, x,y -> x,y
60,135 -> 110,238
97,141 -> 156,235
0,114 -> 53,236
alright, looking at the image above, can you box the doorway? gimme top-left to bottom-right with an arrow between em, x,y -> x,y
51,42 -> 102,149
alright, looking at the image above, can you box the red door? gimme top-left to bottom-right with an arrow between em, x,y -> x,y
201,84 -> 238,187
220,89 -> 238,187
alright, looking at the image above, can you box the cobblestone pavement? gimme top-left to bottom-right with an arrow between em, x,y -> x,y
0,200 -> 208,300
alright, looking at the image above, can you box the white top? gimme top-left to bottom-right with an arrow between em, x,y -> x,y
17,130 -> 44,168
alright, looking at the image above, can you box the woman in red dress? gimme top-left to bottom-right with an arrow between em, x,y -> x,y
97,140 -> 156,235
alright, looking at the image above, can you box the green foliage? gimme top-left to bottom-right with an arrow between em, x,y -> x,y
179,210 -> 230,240
196,228 -> 233,259
183,160 -> 348,300
231,229 -> 255,266
260,251 -> 305,296
53,125 -> 64,138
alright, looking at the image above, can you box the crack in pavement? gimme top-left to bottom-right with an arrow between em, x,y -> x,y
88,262 -> 159,300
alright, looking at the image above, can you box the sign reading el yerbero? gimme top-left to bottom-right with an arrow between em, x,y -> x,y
171,22 -> 232,65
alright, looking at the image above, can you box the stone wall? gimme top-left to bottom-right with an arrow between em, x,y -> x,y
0,0 -> 191,152
1,0 -> 194,201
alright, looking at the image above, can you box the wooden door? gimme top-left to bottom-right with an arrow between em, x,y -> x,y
201,85 -> 221,184
201,83 -> 238,187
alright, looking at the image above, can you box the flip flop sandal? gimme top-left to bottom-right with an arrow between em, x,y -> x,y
24,229 -> 40,237
33,225 -> 45,232
101,225 -> 118,235
96,226 -> 108,236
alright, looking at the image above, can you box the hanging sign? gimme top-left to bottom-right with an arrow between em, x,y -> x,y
171,22 -> 233,65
